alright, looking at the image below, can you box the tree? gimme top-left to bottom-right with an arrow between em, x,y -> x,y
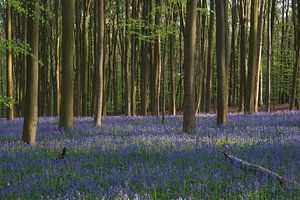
205,0 -> 215,113
245,0 -> 259,114
6,0 -> 14,120
54,0 -> 61,116
94,0 -> 105,126
59,0 -> 75,130
266,0 -> 276,112
239,0 -> 248,112
22,0 -> 39,145
290,0 -> 299,110
216,0 -> 228,125
183,0 -> 197,133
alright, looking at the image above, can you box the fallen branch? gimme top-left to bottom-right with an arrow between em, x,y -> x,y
219,150 -> 298,186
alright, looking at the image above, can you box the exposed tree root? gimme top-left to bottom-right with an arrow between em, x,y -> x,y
219,150 -> 299,187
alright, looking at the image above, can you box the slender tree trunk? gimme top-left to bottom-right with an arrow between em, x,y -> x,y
74,0 -> 82,116
183,0 -> 197,133
254,0 -> 265,112
6,0 -> 14,120
290,0 -> 300,110
59,0 -> 75,130
229,0 -> 237,107
245,0 -> 259,114
169,2 -> 176,115
22,0 -> 39,145
19,2 -> 28,117
195,0 -> 207,114
216,0 -> 228,125
266,0 -> 275,112
131,0 -> 138,116
124,0 -> 131,116
141,0 -> 150,115
152,0 -> 163,116
205,0 -> 215,113
81,0 -> 91,116
239,0 -> 247,111
55,0 -> 61,116
94,0 -> 105,126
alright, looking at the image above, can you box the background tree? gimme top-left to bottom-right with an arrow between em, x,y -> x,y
59,0 -> 75,130
6,0 -> 13,120
94,0 -> 105,127
183,0 -> 197,133
245,0 -> 259,114
205,0 -> 215,113
22,0 -> 39,145
215,0 -> 228,125
290,0 -> 299,110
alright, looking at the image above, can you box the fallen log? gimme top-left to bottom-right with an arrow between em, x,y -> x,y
219,149 -> 299,187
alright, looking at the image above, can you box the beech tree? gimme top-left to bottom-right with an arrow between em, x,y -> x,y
94,0 -> 105,126
216,0 -> 228,125
22,0 -> 39,145
183,0 -> 197,133
6,0 -> 13,120
245,0 -> 259,114
59,0 -> 75,130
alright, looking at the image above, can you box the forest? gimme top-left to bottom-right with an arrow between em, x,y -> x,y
0,0 -> 300,199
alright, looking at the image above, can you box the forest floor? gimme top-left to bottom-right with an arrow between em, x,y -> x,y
0,111 -> 299,199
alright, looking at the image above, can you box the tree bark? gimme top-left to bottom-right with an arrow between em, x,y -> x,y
290,0 -> 300,110
22,0 -> 39,145
254,0 -> 265,112
205,0 -> 215,113
245,0 -> 259,114
6,0 -> 14,120
183,0 -> 197,133
59,0 -> 75,130
169,2 -> 176,115
216,0 -> 228,125
239,0 -> 248,112
94,0 -> 105,126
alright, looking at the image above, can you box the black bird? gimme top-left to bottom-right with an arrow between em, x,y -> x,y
59,147 -> 67,160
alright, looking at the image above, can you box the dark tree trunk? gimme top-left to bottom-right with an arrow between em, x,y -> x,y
216,0 -> 228,125
59,0 -> 75,130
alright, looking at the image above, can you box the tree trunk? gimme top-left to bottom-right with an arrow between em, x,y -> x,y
245,0 -> 259,114
290,0 -> 300,110
229,0 -> 237,107
94,0 -> 105,126
22,0 -> 39,145
216,0 -> 228,125
152,0 -> 163,116
81,0 -> 91,116
6,0 -> 14,120
266,0 -> 275,112
131,0 -> 138,116
169,2 -> 176,115
205,0 -> 215,113
239,0 -> 248,112
195,0 -> 207,114
123,0 -> 131,116
254,0 -> 265,112
183,0 -> 197,133
59,0 -> 75,130
55,0 -> 61,116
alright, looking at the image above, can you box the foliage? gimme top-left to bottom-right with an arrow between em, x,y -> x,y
0,95 -> 14,108
0,112 -> 299,199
